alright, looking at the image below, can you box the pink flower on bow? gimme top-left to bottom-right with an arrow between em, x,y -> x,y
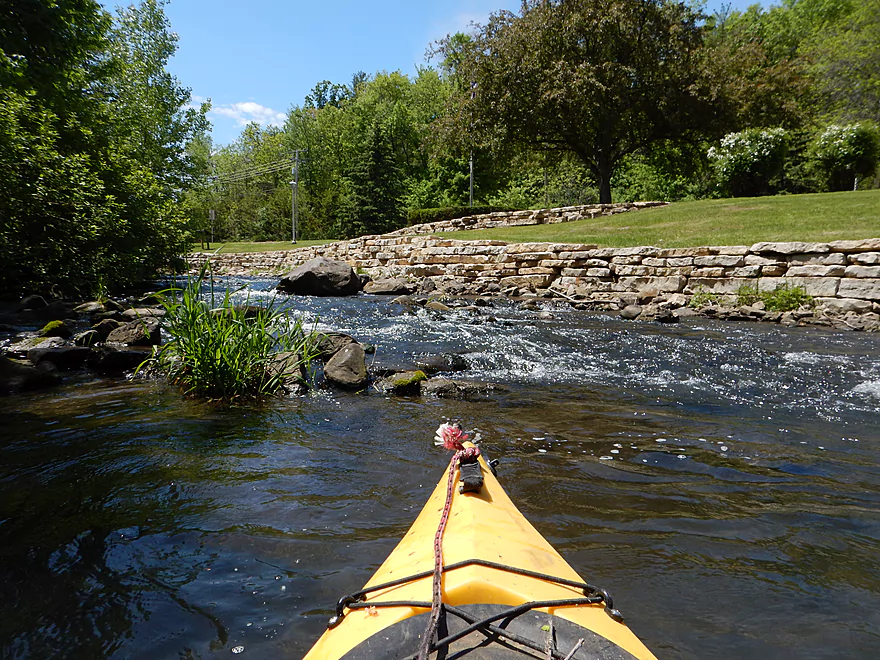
434,422 -> 469,451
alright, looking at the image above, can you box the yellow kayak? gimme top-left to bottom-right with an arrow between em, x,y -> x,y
304,435 -> 657,659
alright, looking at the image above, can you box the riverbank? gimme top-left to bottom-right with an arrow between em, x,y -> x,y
188,234 -> 880,332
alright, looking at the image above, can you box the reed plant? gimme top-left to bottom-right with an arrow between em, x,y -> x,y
143,266 -> 320,402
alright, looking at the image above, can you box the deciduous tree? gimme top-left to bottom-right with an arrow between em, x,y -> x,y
437,0 -> 715,203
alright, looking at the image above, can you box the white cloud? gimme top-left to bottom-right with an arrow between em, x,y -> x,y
210,101 -> 287,128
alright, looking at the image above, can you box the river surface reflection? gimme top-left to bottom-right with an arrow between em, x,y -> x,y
1,278 -> 878,659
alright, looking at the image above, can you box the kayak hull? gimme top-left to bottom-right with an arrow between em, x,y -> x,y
303,447 -> 657,659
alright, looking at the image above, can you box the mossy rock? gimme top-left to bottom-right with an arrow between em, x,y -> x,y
376,370 -> 427,395
39,320 -> 72,339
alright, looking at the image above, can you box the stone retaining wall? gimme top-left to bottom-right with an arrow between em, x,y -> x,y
389,201 -> 667,236
189,236 -> 880,314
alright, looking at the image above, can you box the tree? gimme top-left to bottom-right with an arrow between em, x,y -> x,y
339,120 -> 404,238
437,0 -> 715,203
104,0 -> 210,190
0,0 -> 210,296
808,123 -> 880,191
804,0 -> 880,123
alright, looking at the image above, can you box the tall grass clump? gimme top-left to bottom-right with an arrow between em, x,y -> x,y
143,266 -> 320,402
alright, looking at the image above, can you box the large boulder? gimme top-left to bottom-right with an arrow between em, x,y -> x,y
324,342 -> 367,389
277,257 -> 362,296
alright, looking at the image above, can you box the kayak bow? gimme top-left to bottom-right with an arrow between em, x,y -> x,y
303,440 -> 657,659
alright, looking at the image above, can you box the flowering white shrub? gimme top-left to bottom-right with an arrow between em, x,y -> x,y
708,128 -> 788,197
809,123 -> 880,191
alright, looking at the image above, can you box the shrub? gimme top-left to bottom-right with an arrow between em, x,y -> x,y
142,266 -> 320,402
761,284 -> 813,312
708,128 -> 788,197
407,206 -> 518,226
734,282 -> 813,312
808,123 -> 880,192
736,283 -> 761,306
688,286 -> 721,308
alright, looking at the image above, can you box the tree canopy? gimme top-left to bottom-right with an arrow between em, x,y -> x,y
0,0 -> 208,297
435,0 -> 716,203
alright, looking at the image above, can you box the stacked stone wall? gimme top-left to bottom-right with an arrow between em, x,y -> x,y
389,201 -> 667,236
188,236 -> 880,314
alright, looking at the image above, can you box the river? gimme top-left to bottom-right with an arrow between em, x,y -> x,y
1,277 -> 878,659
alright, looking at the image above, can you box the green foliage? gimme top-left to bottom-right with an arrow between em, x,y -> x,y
736,283 -> 761,306
808,123 -> 880,191
760,284 -> 814,312
803,0 -> 880,123
0,0 -> 209,297
406,206 -> 516,225
734,282 -> 813,311
688,287 -> 722,308
708,128 -> 789,197
144,267 -> 320,402
436,0 -> 715,203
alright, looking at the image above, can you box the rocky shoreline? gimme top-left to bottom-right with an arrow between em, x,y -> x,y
190,235 -> 880,333
5,230 -> 880,395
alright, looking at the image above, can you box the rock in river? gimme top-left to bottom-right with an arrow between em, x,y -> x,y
324,342 -> 367,389
277,257 -> 362,296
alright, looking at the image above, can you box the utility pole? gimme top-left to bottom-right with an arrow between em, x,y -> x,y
291,149 -> 307,243
469,81 -> 476,208
209,209 -> 215,246
469,150 -> 474,208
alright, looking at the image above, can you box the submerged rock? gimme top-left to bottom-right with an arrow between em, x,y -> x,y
88,345 -> 152,374
620,305 -> 642,320
277,257 -> 362,296
414,353 -> 469,375
422,378 -> 502,399
0,355 -> 59,394
28,344 -> 91,371
425,300 -> 451,312
73,301 -> 105,314
363,278 -> 414,296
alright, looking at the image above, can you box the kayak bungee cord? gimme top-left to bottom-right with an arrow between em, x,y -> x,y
315,419 -> 642,659
417,422 -> 481,660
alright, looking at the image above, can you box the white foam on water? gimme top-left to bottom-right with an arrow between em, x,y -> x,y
852,380 -> 880,400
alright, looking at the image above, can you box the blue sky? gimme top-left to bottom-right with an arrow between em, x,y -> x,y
153,0 -> 760,146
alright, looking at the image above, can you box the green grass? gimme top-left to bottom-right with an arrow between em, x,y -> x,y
448,190 -> 880,247
192,239 -> 333,253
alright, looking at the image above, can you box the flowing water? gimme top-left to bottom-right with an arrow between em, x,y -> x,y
1,277 -> 879,659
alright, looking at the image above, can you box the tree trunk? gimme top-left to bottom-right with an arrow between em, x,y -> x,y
597,171 -> 612,204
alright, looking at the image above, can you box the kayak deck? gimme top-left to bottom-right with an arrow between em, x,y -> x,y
303,446 -> 657,659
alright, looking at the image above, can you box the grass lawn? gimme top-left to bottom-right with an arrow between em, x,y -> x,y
191,239 -> 333,253
449,189 -> 880,247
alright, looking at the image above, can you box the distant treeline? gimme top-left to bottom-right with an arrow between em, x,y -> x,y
196,0 -> 880,244
2,0 -> 878,295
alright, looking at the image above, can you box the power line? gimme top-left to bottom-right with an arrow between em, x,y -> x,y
205,158 -> 296,185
